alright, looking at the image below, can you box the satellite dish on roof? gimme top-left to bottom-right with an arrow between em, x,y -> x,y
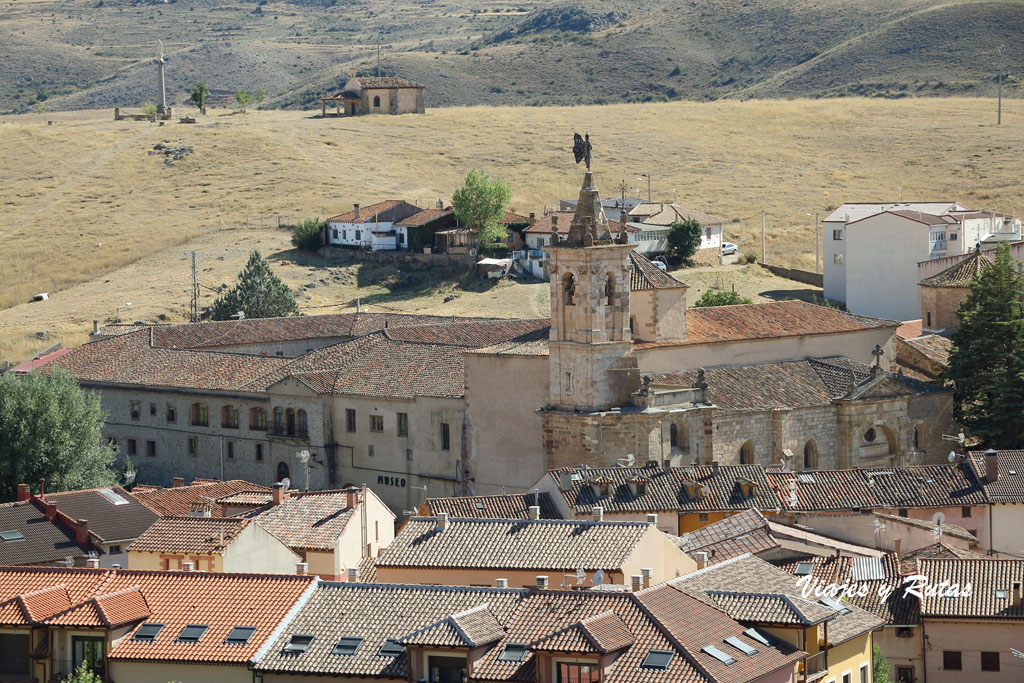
948,451 -> 957,462
280,477 -> 291,490
932,511 -> 946,525
592,569 -> 605,586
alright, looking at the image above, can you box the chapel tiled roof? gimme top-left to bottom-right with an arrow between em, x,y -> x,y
0,566 -> 316,663
917,558 -> 1024,619
127,517 -> 251,554
548,463 -> 782,514
376,518 -> 652,572
466,326 -> 551,357
765,464 -> 986,511
675,554 -> 884,645
902,334 -> 951,368
774,553 -> 919,626
629,251 -> 687,291
40,486 -> 158,543
423,493 -> 562,520
326,199 -> 409,223
968,450 -> 1024,502
130,480 -> 272,518
920,249 -> 993,287
674,508 -> 780,565
636,300 -> 896,349
255,583 -> 525,677
248,491 -> 359,551
353,76 -> 424,89
0,501 -> 91,566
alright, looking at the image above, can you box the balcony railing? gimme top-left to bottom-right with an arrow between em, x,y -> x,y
268,426 -> 309,440
802,650 -> 827,681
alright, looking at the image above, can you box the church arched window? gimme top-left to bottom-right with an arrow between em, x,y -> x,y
803,439 -> 819,470
740,441 -> 754,465
605,274 -> 614,305
563,272 -> 576,305
373,95 -> 381,108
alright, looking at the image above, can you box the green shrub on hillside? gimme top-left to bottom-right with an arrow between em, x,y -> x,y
694,290 -> 752,307
292,218 -> 324,252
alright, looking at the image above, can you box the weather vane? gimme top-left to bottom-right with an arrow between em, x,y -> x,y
573,132 -> 592,170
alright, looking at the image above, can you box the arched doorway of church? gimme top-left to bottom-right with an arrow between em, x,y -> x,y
739,441 -> 754,465
277,461 -> 290,483
803,440 -> 819,470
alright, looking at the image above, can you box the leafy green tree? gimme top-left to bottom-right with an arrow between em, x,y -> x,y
141,101 -> 157,120
235,90 -> 251,117
210,250 -> 299,321
693,290 -> 752,307
254,87 -> 266,112
292,218 -> 324,252
942,243 -> 1024,448
190,82 -> 208,113
64,663 -> 102,683
872,644 -> 893,683
451,168 -> 513,247
0,367 -> 117,501
666,218 -> 702,261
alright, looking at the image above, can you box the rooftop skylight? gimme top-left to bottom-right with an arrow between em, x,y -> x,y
641,649 -> 674,670
497,644 -> 528,663
819,596 -> 852,615
97,488 -> 129,505
794,562 -> 814,576
724,636 -> 757,656
331,636 -> 364,657
133,623 -> 164,642
0,530 -> 25,542
284,634 -> 314,654
377,639 -> 406,657
225,626 -> 257,646
177,624 -> 209,643
701,644 -> 736,666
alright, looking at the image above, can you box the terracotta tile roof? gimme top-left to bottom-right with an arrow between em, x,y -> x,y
968,450 -> 1024,502
326,199 -> 410,224
0,566 -> 316,663
215,490 -> 274,506
39,486 -> 158,543
765,464 -> 986,511
917,558 -> 1024,619
0,500 -> 91,566
703,591 -> 835,625
636,300 -> 896,349
501,211 -> 532,225
128,516 -> 251,554
399,603 -> 505,647
898,542 -> 989,574
920,249 -> 993,288
394,206 -> 453,227
629,251 -> 687,290
382,318 -> 550,347
896,319 -> 923,339
248,491 -> 357,551
423,493 -> 562,520
10,347 -> 74,373
675,554 -> 884,645
548,463 -> 782,514
674,508 -> 780,564
47,586 -> 152,627
130,480 -> 272,518
16,585 -> 73,623
376,518 -> 652,572
0,569 -> 106,625
255,583 -> 525,677
466,326 -> 551,357
902,333 -> 951,367
774,553 -> 918,626
530,609 -> 634,654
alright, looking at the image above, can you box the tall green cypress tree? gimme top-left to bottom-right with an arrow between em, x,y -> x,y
210,250 -> 299,321
942,242 -> 1024,447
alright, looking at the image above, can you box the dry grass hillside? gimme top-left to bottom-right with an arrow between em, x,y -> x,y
1,0 -> 1020,113
1,97 -> 1021,362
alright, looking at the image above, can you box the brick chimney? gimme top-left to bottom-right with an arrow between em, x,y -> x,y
436,198 -> 444,209
172,477 -> 185,488
592,506 -> 604,522
353,203 -> 361,220
536,575 -> 549,590
495,578 -> 509,588
641,568 -> 653,589
189,502 -> 212,518
272,482 -> 288,506
85,558 -> 100,569
986,449 -> 999,483
181,561 -> 194,572
346,488 -> 360,510
631,574 -> 643,592
17,484 -> 30,502
38,479 -> 45,496
44,502 -> 57,521
528,505 -> 541,520
75,519 -> 89,546
695,551 -> 709,570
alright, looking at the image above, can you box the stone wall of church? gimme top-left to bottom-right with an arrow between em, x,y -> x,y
704,406 -> 838,469
908,392 -> 957,466
709,412 -> 773,465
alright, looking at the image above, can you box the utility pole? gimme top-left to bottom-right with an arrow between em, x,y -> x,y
761,211 -> 766,264
376,32 -> 382,78
997,45 -> 1006,125
190,251 -> 199,324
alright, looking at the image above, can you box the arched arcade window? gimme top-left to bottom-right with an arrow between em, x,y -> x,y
740,441 -> 754,465
562,272 -> 576,305
373,95 -> 381,108
803,440 -> 819,470
277,462 -> 290,483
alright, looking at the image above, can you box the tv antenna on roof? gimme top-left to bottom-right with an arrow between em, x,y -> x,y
616,453 -> 635,468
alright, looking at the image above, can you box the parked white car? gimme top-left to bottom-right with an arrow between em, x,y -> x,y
652,261 -> 668,272
721,242 -> 738,255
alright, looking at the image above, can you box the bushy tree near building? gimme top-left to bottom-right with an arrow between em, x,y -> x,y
693,290 -> 752,307
666,218 -> 702,261
210,250 -> 299,321
190,82 -> 208,113
64,663 -> 102,683
943,242 -> 1024,448
0,367 -> 117,501
235,90 -> 251,117
452,168 -> 513,247
872,644 -> 893,683
292,218 -> 325,252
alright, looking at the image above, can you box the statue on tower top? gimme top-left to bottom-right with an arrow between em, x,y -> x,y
572,132 -> 592,170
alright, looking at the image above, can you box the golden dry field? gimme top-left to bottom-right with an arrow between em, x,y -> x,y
1,98 -> 1021,363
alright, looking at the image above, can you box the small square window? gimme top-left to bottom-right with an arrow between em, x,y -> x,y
981,651 -> 1000,671
497,644 -> 528,663
834,253 -> 844,264
126,438 -> 137,456
698,513 -> 709,522
331,636 -> 364,657
146,440 -> 156,458
370,415 -> 384,432
942,650 -> 961,671
177,624 -> 209,643
130,401 -> 140,420
961,506 -> 971,518
227,442 -> 235,460
833,229 -> 843,240
109,545 -> 122,555
284,634 -> 314,654
898,508 -> 908,518
406,449 -> 413,461
225,626 -> 257,646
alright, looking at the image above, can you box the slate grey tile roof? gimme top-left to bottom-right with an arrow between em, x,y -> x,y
255,583 -> 525,677
548,463 -> 782,514
968,450 -> 1024,502
674,554 -> 884,646
375,518 -> 652,572
704,591 -> 835,625
917,558 -> 1024,619
628,251 -> 687,291
423,493 -> 562,520
40,487 -> 158,543
765,464 -> 986,511
674,508 -> 780,564
0,501 -> 90,566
